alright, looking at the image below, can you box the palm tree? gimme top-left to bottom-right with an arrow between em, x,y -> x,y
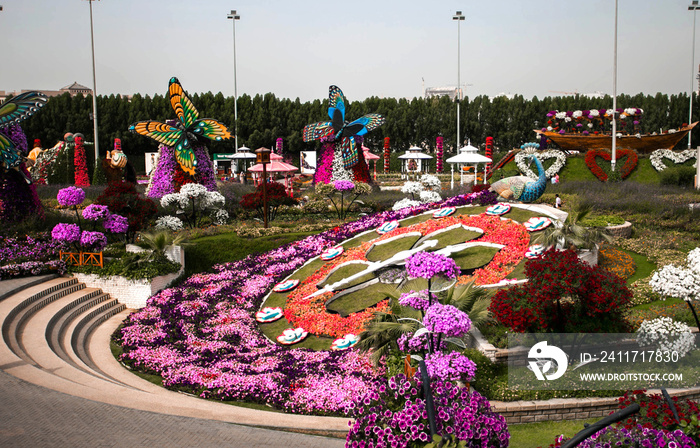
134,230 -> 191,263
357,282 -> 493,367
532,202 -> 613,251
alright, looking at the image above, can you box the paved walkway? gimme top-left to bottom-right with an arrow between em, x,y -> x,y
0,276 -> 347,448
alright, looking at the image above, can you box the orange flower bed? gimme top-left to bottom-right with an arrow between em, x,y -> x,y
598,244 -> 636,280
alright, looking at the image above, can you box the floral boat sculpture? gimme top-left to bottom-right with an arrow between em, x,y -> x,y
535,122 -> 698,154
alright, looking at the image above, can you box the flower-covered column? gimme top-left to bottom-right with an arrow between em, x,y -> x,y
436,136 -> 444,174
383,137 -> 391,173
73,134 -> 91,187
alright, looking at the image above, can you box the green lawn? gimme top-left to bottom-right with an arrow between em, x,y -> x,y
508,418 -> 598,448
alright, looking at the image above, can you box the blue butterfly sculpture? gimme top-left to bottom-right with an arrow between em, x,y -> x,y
0,91 -> 47,172
302,86 -> 384,169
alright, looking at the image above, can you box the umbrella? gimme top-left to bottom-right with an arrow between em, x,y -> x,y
362,147 -> 380,160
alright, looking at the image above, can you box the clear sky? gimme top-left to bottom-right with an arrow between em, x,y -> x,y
1,0 -> 698,102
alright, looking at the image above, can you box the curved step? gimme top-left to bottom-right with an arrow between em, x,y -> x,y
0,276 -> 352,433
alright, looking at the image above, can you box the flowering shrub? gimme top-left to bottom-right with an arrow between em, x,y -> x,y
616,390 -> 700,436
52,187 -> 129,251
650,248 -> 700,302
490,249 -> 632,333
57,186 -> 85,207
239,181 -> 298,222
405,252 -> 459,280
395,176 -> 443,210
0,233 -> 67,265
315,180 -> 371,220
636,316 -> 695,358
346,375 -> 509,448
161,183 -> 228,228
549,424 -> 696,448
94,181 -> 157,239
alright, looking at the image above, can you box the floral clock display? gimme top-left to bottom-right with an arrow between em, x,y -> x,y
649,149 -> 697,171
584,148 -> 638,181
485,203 -> 511,216
523,217 -> 552,232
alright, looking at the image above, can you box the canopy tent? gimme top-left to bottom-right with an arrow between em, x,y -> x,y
249,160 -> 299,189
398,146 -> 433,178
445,142 -> 492,189
362,146 -> 380,180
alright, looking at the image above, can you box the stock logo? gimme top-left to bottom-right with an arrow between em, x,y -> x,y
528,341 -> 568,381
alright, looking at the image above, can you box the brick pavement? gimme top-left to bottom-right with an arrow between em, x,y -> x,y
0,369 -> 346,448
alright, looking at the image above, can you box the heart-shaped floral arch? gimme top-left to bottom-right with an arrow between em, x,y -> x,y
584,148 -> 638,181
515,150 -> 567,179
650,149 -> 697,171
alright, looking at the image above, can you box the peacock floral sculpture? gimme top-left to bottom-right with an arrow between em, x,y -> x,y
489,153 -> 547,203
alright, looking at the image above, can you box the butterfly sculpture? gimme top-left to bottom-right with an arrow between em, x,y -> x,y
0,91 -> 48,178
129,77 -> 232,176
302,85 -> 384,169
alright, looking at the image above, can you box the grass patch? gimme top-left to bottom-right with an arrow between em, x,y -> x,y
620,248 -> 656,285
502,207 -> 544,223
185,231 -> 317,276
325,282 -> 391,317
508,418 -> 598,448
420,227 -> 483,251
319,264 -> 376,290
366,234 -> 422,262
451,246 -> 501,271
505,259 -> 527,280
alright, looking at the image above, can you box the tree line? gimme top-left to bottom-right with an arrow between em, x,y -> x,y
20,90 -> 699,170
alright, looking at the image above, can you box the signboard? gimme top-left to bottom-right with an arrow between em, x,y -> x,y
145,152 -> 159,176
300,151 -> 316,175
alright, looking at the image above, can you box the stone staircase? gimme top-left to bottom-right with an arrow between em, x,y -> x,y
0,275 -> 350,433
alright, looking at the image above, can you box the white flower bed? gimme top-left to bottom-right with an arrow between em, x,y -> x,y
649,149 -> 697,172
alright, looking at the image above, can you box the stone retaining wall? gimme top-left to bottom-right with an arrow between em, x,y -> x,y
606,221 -> 633,238
492,388 -> 700,424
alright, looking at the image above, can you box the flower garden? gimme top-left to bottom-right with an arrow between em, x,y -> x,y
5,89 -> 700,448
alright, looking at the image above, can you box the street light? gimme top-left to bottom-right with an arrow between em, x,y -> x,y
689,1 -> 699,149
690,1 -> 700,188
85,0 -> 100,165
611,0 -> 618,172
227,10 -> 240,152
453,11 -> 465,152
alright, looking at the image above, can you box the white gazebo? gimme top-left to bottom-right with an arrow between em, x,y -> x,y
398,146 -> 433,179
445,141 -> 492,189
230,146 -> 257,173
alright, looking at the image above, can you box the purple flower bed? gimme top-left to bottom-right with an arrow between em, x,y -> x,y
0,233 -> 68,265
118,190 -> 497,415
346,374 -> 509,447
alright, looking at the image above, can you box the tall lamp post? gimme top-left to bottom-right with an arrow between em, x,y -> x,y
453,11 -> 465,152
86,0 -> 100,164
688,1 -> 700,189
611,0 -> 618,172
227,10 -> 240,152
689,0 -> 699,151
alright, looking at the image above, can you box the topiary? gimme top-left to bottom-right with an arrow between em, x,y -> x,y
94,181 -> 157,241
239,181 -> 298,222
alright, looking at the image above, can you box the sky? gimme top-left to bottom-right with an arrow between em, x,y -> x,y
1,0 -> 699,102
